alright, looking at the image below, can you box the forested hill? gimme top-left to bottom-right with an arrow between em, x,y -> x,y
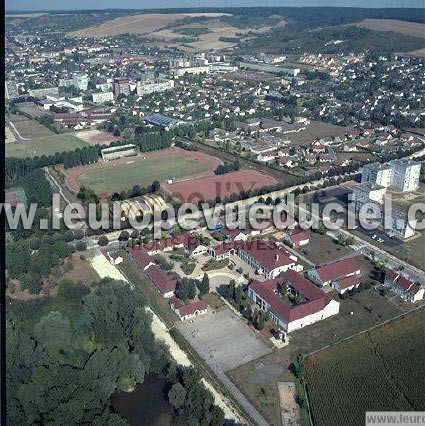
6,7 -> 425,33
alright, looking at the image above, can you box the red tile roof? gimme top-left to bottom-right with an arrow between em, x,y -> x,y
210,241 -> 235,256
145,265 -> 177,295
238,240 -> 295,270
336,275 -> 361,290
177,300 -> 208,317
287,228 -> 310,245
129,247 -> 153,269
385,271 -> 423,296
316,258 -> 361,283
250,271 -> 332,323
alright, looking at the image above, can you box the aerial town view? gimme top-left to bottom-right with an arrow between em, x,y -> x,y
3,1 -> 425,425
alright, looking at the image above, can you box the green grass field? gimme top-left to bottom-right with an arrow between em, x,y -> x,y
6,134 -> 89,159
78,154 -> 209,193
306,308 -> 425,426
11,118 -> 54,139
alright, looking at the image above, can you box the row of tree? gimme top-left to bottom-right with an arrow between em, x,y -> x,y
214,160 -> 241,175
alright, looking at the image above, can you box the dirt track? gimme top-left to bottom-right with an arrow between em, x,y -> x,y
165,169 -> 277,203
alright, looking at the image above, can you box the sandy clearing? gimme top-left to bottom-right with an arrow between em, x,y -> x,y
354,19 -> 425,39
90,254 -> 128,281
278,382 -> 300,425
74,129 -> 119,147
88,252 -> 242,422
68,13 -> 232,37
5,126 -> 16,143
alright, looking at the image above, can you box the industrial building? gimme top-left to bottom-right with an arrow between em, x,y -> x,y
145,113 -> 186,129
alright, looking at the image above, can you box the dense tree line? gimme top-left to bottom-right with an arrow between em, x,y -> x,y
214,160 -> 240,175
6,232 -> 80,295
166,365 -> 224,425
16,169 -> 52,208
6,146 -> 99,181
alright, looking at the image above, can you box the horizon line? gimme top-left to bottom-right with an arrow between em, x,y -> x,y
6,5 -> 425,13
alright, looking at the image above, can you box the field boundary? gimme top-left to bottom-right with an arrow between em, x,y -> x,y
307,304 -> 425,358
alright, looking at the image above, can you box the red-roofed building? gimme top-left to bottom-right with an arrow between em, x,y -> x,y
248,270 -> 339,333
237,240 -> 302,279
169,298 -> 208,321
308,257 -> 361,286
208,242 -> 236,261
384,270 -> 424,303
128,246 -> 176,297
332,275 -> 361,295
183,234 -> 208,256
145,265 -> 177,298
129,247 -> 155,271
284,227 -> 310,248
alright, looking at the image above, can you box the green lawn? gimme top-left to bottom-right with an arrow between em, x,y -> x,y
6,134 -> 89,159
79,154 -> 209,193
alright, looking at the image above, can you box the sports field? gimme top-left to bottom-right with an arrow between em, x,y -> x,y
305,308 -> 425,426
6,134 -> 89,159
165,169 -> 277,203
75,149 -> 219,194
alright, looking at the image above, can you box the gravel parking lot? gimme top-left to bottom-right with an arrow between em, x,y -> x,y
177,307 -> 271,372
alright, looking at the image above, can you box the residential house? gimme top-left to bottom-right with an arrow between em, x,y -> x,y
169,298 -> 208,321
384,270 -> 424,303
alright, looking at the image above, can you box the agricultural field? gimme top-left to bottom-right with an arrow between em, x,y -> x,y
70,148 -> 220,194
10,117 -> 54,139
6,134 -> 89,159
68,13 -> 231,37
286,120 -> 349,146
354,19 -> 425,39
306,308 -> 425,426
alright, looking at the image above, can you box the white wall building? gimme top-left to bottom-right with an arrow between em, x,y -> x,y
92,91 -> 114,104
361,160 -> 421,192
136,78 -> 174,96
73,73 -> 89,91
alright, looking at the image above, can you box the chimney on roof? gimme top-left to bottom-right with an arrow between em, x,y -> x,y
275,254 -> 279,261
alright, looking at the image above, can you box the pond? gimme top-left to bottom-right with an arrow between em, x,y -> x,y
111,373 -> 173,426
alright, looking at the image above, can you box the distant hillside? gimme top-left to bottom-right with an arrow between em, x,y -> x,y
353,18 -> 425,39
6,7 -> 425,34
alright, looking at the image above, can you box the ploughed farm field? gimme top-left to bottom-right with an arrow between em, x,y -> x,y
305,308 -> 425,426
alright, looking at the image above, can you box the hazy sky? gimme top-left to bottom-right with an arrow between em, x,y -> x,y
6,0 -> 425,11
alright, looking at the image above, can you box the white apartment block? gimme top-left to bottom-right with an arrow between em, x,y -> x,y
391,160 -> 421,192
73,73 -> 89,91
361,160 -> 421,192
92,91 -> 114,104
136,79 -> 174,96
352,182 -> 416,239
